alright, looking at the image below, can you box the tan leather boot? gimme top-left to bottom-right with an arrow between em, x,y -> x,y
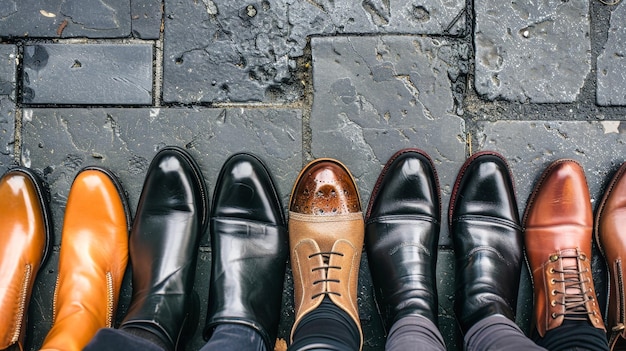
40,167 -> 129,351
0,168 -> 51,351
524,159 -> 604,337
596,162 -> 626,350
288,158 -> 364,349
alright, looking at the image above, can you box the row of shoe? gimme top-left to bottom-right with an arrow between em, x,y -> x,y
0,146 -> 209,351
1,146 -> 626,350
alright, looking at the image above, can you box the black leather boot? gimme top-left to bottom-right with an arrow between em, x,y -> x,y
365,148 -> 441,331
120,146 -> 208,351
449,151 -> 523,334
204,153 -> 288,351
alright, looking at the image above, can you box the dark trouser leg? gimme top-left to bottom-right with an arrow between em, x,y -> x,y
200,324 -> 266,351
465,315 -> 546,351
289,297 -> 360,351
83,328 -> 165,351
384,315 -> 445,351
533,319 -> 609,351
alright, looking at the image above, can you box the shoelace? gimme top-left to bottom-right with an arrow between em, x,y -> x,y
309,251 -> 344,299
549,251 -> 596,321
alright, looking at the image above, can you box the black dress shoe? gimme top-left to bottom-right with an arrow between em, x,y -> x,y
204,153 -> 288,350
365,148 -> 441,331
449,151 -> 523,334
120,146 -> 208,351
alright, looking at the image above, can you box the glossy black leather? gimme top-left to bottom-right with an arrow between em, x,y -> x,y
204,153 -> 288,350
449,151 -> 522,334
120,146 -> 208,351
365,149 -> 441,331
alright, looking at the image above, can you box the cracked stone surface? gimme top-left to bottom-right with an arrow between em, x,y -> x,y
475,120 -> 626,328
474,0 -> 591,103
22,107 -> 302,350
597,2 -> 626,106
0,45 -> 16,171
0,0 -> 131,38
310,36 -> 467,246
22,44 -> 153,105
162,0 -> 466,103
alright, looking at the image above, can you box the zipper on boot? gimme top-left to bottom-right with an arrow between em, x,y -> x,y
12,264 -> 32,344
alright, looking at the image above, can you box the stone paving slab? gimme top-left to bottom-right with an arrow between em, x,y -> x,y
21,107 -> 302,350
163,0 -> 466,104
0,0 -> 132,38
474,0 -> 590,103
22,44 -> 153,105
131,0 -> 163,39
310,36 -> 467,246
597,2 -> 626,106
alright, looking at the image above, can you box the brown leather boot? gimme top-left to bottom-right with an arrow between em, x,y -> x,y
0,168 -> 51,351
41,167 -> 129,351
596,162 -> 626,350
288,158 -> 364,349
524,159 -> 605,337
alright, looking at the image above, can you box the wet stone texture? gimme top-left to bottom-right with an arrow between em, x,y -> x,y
310,36 -> 467,245
22,44 -> 153,105
162,0 -> 466,104
0,45 -> 16,171
0,0 -> 131,38
474,0 -> 590,103
22,107 -> 302,350
475,120 -> 626,330
131,0 -> 163,39
597,2 -> 626,106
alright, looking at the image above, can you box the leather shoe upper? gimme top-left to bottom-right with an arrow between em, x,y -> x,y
204,153 -> 287,351
365,149 -> 441,331
288,158 -> 364,348
121,146 -> 208,351
41,167 -> 129,351
596,162 -> 626,349
449,151 -> 523,334
524,159 -> 604,337
0,168 -> 51,350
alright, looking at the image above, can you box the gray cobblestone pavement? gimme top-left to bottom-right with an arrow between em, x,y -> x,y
1,0 -> 626,350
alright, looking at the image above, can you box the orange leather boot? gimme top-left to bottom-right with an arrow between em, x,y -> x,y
596,162 -> 626,350
288,158 -> 364,349
40,167 -> 129,351
524,160 -> 604,337
0,168 -> 51,351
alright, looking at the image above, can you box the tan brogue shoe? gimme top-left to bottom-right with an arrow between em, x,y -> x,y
524,159 -> 604,337
0,168 -> 51,351
41,167 -> 129,351
596,162 -> 626,350
288,158 -> 364,349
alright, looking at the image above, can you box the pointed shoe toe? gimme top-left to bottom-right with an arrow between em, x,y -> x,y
204,153 -> 288,351
0,168 -> 51,350
365,149 -> 441,331
449,151 -> 523,334
121,146 -> 208,351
